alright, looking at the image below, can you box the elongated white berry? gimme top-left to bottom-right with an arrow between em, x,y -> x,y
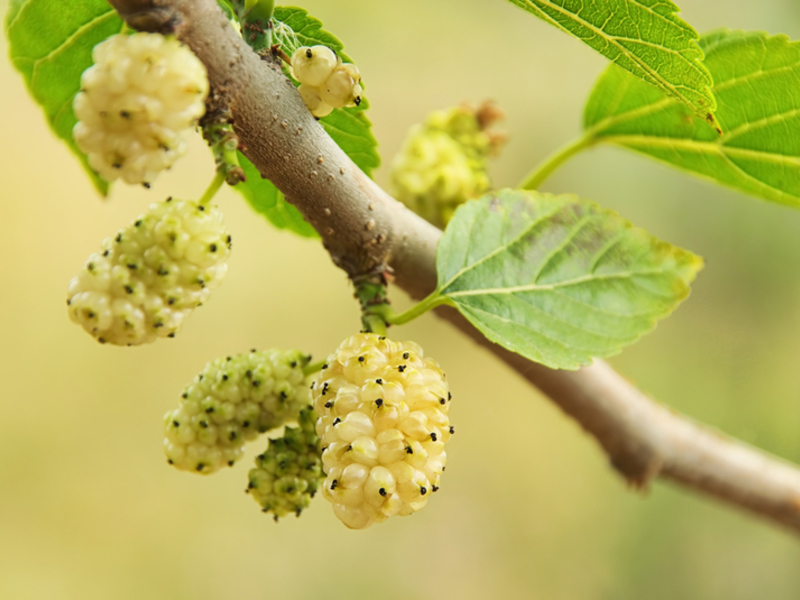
164,349 -> 313,474
312,333 -> 452,529
67,197 -> 230,345
73,32 -> 209,185
247,406 -> 324,520
291,45 -> 338,87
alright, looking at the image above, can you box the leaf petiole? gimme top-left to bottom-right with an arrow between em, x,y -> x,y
518,132 -> 596,190
370,292 -> 452,327
303,359 -> 328,376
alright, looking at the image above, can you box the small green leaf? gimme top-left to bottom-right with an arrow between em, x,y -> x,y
6,0 -> 124,195
584,30 -> 800,208
236,152 -> 318,238
436,190 -> 702,370
216,0 -> 236,21
507,0 -> 718,131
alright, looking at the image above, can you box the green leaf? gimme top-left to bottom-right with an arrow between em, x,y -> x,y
5,0 -> 124,195
436,190 -> 702,370
584,30 -> 800,208
216,0 -> 236,21
506,0 -> 719,131
236,152 -> 318,238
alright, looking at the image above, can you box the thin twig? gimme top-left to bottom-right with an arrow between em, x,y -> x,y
107,0 -> 800,534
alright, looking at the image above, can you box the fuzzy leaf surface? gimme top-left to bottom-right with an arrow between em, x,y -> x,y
6,0 -> 124,195
584,30 -> 800,207
436,190 -> 702,369
507,0 -> 718,130
230,6 -> 379,238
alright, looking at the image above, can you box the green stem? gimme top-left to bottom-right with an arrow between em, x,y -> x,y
362,314 -> 388,336
518,132 -> 596,190
198,171 -> 226,206
371,292 -> 451,326
303,360 -> 328,377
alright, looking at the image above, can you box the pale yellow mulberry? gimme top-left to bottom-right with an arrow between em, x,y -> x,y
312,333 -> 453,529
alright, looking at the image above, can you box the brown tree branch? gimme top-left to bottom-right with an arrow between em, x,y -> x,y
107,0 -> 800,533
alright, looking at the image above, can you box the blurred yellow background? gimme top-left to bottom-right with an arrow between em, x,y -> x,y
2,0 -> 800,598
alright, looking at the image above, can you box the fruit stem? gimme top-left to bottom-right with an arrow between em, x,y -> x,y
303,360 -> 328,376
353,270 -> 391,334
198,171 -> 226,206
518,132 -> 596,190
362,314 -> 388,336
201,112 -> 247,186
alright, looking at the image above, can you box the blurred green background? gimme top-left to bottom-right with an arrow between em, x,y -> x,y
2,0 -> 800,598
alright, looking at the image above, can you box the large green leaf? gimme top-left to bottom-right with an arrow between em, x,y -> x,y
229,6 -> 380,237
5,0 -> 124,195
584,30 -> 800,208
435,190 -> 702,370
507,0 -> 719,131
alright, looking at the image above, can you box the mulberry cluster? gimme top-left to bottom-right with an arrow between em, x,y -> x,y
163,349 -> 313,474
73,32 -> 209,185
312,333 -> 453,529
390,102 -> 506,228
291,45 -> 362,118
247,406 -> 325,520
67,197 -> 230,346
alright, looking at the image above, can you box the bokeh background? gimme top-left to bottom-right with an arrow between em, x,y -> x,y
2,0 -> 800,598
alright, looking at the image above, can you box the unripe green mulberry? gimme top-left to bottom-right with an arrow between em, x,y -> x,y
67,197 -> 230,345
164,349 -> 313,474
73,32 -> 208,185
247,406 -> 324,520
312,333 -> 453,529
390,102 -> 506,228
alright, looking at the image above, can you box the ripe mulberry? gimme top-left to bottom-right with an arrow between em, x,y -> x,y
247,406 -> 324,520
73,32 -> 208,185
67,197 -> 230,345
164,349 -> 313,474
312,333 -> 452,529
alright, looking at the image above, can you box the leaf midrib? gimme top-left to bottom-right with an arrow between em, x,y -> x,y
438,202 -> 563,291
445,267 -> 677,299
516,0 -> 710,113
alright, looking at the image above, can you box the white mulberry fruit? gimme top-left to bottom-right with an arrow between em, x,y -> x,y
291,45 -> 338,87
312,333 -> 453,529
164,349 -> 313,474
67,197 -> 230,345
73,32 -> 209,185
247,406 -> 324,520
291,45 -> 362,116
298,83 -> 333,119
318,63 -> 362,109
